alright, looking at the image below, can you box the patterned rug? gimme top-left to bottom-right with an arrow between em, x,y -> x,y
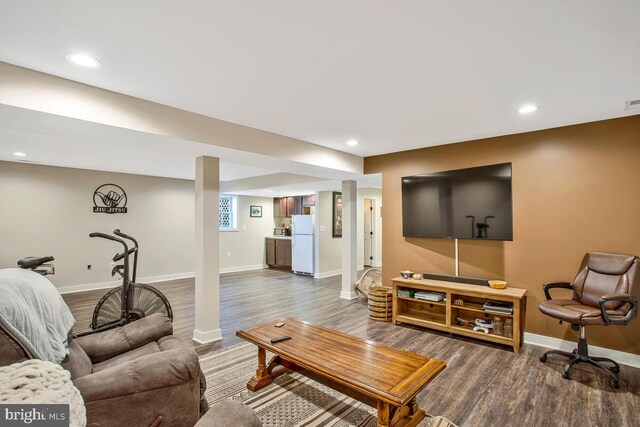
199,343 -> 457,427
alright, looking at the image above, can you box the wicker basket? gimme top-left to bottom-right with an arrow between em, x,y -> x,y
368,285 -> 393,322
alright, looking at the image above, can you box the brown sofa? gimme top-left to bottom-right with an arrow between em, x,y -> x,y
1,313 -> 207,426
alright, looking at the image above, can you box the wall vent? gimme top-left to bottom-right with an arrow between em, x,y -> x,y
625,99 -> 640,111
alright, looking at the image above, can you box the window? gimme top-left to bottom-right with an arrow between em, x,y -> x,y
219,195 -> 238,231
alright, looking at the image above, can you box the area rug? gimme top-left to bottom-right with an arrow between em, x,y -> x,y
199,342 -> 457,427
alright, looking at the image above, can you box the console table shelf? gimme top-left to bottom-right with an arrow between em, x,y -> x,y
392,277 -> 527,352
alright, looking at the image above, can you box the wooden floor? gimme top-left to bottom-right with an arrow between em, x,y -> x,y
63,268 -> 640,427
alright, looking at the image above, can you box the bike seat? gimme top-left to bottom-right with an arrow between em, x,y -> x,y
18,256 -> 54,269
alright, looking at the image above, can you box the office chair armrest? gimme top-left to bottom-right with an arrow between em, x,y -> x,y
599,293 -> 638,325
542,282 -> 572,301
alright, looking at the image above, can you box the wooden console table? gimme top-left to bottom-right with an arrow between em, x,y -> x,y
392,277 -> 527,352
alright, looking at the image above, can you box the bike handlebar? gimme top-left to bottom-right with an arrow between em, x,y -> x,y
112,247 -> 137,262
89,232 -> 131,316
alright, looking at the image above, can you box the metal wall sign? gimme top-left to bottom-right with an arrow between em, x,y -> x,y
93,184 -> 128,214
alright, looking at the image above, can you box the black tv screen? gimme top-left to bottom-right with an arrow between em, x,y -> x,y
402,163 -> 513,240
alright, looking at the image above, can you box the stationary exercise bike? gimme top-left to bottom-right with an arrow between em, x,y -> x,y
89,230 -> 173,330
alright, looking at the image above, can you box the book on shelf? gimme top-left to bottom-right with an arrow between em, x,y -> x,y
414,291 -> 445,302
482,301 -> 513,315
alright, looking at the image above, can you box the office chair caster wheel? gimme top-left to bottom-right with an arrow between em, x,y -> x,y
610,379 -> 620,389
539,354 -> 547,363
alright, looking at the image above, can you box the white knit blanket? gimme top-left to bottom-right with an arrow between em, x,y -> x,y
0,359 -> 86,427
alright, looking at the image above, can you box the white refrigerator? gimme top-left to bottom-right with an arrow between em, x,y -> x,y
292,215 -> 314,275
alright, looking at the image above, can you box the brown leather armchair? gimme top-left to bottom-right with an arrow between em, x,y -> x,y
538,252 -> 639,388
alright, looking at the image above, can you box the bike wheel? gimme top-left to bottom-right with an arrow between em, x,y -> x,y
129,283 -> 173,322
91,284 -> 173,330
91,287 -> 122,329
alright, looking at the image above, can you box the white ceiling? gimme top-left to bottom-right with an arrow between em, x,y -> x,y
0,104 -> 382,194
0,1 -> 638,158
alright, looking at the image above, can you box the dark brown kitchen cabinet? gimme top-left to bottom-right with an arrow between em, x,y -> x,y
280,198 -> 288,216
287,196 -> 303,216
266,238 -> 291,270
273,197 -> 288,218
273,195 -> 307,217
302,194 -> 315,207
265,238 -> 276,266
275,239 -> 292,269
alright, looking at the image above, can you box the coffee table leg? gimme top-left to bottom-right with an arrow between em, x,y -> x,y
377,399 -> 425,427
247,347 -> 285,392
377,401 -> 390,427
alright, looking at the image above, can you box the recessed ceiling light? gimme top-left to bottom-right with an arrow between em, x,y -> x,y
13,152 -> 27,157
518,104 -> 539,114
347,140 -> 359,146
65,53 -> 101,68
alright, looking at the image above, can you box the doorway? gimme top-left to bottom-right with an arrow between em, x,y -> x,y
364,198 -> 375,267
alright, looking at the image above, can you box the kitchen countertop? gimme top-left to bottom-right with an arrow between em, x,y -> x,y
267,236 -> 292,240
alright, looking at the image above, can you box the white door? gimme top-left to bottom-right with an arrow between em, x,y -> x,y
364,198 -> 374,267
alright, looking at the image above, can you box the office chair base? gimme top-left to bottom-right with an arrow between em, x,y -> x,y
539,337 -> 621,389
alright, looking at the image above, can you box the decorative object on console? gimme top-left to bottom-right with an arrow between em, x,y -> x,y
400,270 -> 414,279
412,273 -> 423,280
453,298 -> 465,307
488,280 -> 508,289
504,318 -> 513,339
492,316 -> 504,336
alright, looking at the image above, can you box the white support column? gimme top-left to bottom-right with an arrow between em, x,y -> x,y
193,156 -> 222,344
340,180 -> 358,300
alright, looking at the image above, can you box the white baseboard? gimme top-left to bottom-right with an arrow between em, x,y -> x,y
192,328 -> 222,344
340,290 -> 358,300
220,264 -> 267,274
57,264 -> 268,294
524,332 -> 640,368
314,269 -> 342,279
57,271 -> 195,294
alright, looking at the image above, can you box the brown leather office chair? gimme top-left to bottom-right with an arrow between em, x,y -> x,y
538,252 -> 639,388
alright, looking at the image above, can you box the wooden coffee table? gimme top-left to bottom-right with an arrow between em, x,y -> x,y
236,318 -> 446,427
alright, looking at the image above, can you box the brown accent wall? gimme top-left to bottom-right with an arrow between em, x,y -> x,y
365,115 -> 640,354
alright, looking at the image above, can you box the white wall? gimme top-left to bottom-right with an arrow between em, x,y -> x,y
220,195 -> 275,272
314,188 -> 382,279
314,191 -> 342,278
357,188 -> 383,268
0,161 -> 273,291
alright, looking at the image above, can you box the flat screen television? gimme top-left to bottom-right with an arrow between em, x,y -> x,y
402,163 -> 513,240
